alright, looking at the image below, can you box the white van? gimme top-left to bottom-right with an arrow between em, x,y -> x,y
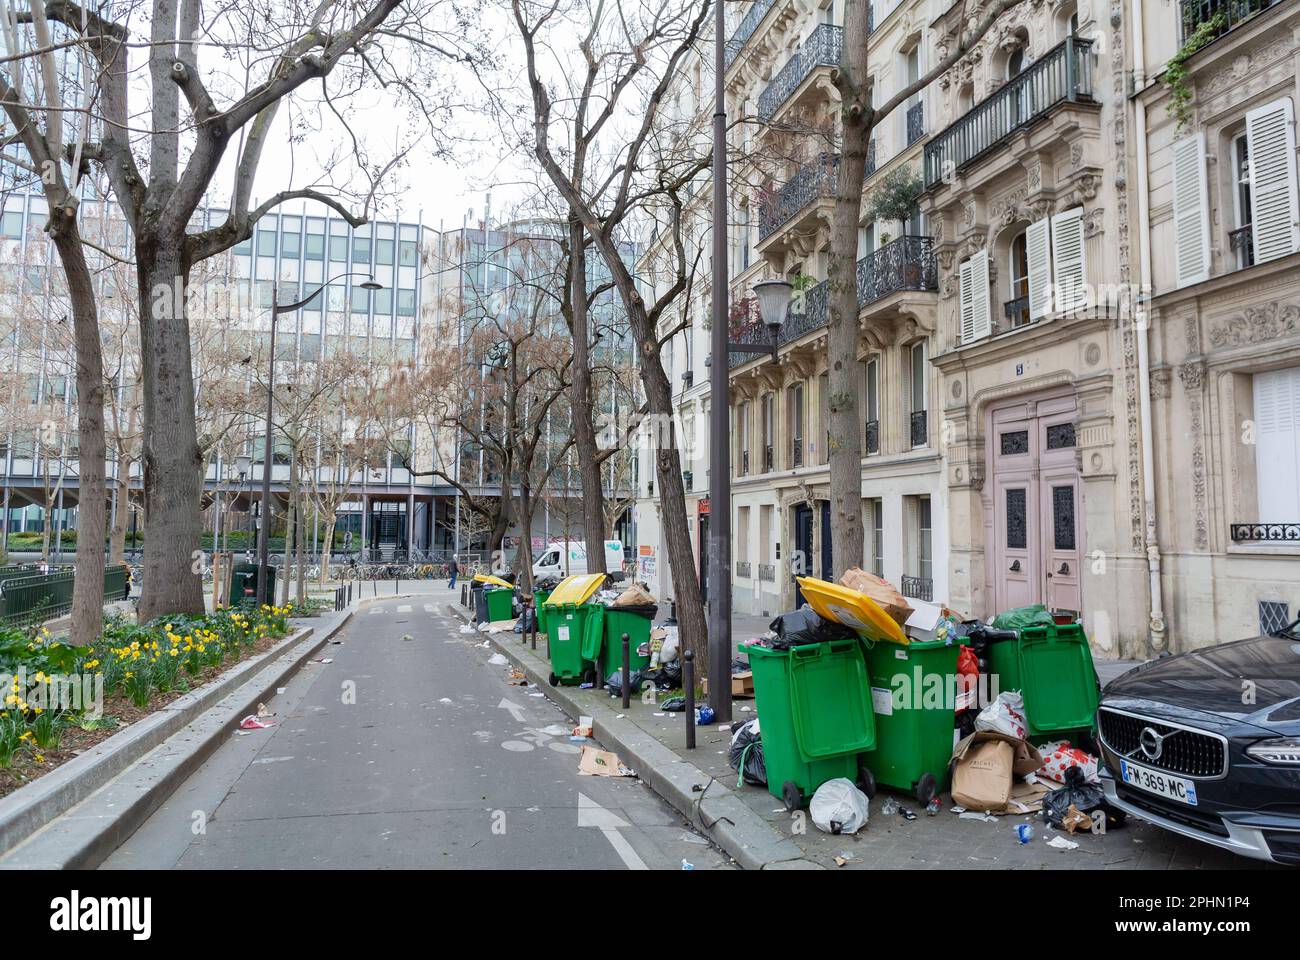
532,540 -> 624,581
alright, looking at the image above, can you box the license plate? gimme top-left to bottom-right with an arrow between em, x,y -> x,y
1120,759 -> 1198,805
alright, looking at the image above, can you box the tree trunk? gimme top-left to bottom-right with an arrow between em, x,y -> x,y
638,338 -> 708,676
41,502 -> 52,562
109,476 -> 129,564
567,217 -> 609,572
295,484 -> 307,605
826,0 -> 872,578
319,514 -> 336,584
136,242 -> 205,619
515,482 -> 535,598
281,452 -> 297,606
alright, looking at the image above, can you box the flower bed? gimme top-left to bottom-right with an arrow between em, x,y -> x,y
0,603 -> 298,797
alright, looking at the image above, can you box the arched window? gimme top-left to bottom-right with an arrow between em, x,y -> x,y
1007,230 -> 1031,327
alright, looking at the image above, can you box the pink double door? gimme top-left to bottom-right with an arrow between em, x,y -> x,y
988,394 -> 1083,619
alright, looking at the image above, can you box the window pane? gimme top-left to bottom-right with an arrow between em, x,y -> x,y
281,230 -> 300,259
256,229 -> 276,256
350,286 -> 371,313
305,233 -> 325,260
329,235 -> 347,262
375,238 -> 394,265
396,289 -> 416,315
399,239 -> 418,266
1006,488 -> 1027,550
351,236 -> 371,264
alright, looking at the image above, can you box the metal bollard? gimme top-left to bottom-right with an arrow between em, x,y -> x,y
684,649 -> 696,750
621,632 -> 631,710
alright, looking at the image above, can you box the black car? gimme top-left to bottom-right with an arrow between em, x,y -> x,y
1097,625 -> 1300,865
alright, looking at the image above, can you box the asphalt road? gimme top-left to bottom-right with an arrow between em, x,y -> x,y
101,599 -> 729,870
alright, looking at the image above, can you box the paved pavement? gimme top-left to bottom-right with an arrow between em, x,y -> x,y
101,597 -> 730,870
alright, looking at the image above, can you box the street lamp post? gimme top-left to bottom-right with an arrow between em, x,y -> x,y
223,455 -> 251,555
255,272 -> 381,607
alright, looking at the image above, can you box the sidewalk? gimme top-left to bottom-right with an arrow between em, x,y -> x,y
456,603 -> 1270,870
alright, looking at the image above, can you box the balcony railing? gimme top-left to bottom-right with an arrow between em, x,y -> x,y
906,101 -> 925,145
901,575 -> 933,601
741,450 -> 750,475
910,409 -> 928,447
736,560 -> 753,578
728,236 -> 938,368
856,235 -> 938,304
724,0 -> 777,70
763,444 -> 774,472
864,418 -> 880,455
758,154 -> 838,242
792,438 -> 804,468
757,23 -> 842,122
865,139 -> 877,178
758,562 -> 777,582
1230,223 -> 1255,270
924,36 -> 1094,188
1179,0 -> 1281,44
1231,523 -> 1300,542
1004,295 -> 1031,326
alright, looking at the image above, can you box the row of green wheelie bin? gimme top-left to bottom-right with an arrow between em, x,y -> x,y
744,582 -> 1099,812
536,574 -> 657,688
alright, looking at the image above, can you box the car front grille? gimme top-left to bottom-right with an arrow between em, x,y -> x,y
1099,708 -> 1227,778
1115,783 -> 1231,837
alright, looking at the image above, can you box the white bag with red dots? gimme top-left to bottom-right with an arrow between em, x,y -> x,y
1037,740 -> 1100,784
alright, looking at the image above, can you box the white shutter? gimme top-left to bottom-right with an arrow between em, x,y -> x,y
1050,206 -> 1087,314
1246,98 -> 1300,265
1254,367 -> 1300,520
1026,216 -> 1053,319
967,249 -> 991,343
1172,133 -> 1211,287
959,258 -> 974,343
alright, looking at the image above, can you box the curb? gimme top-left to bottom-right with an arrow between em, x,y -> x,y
450,603 -> 821,870
0,598 -> 386,869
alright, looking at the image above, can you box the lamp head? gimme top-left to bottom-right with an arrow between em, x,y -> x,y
752,278 -> 793,334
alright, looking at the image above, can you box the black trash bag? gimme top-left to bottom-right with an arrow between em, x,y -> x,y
768,606 -> 857,650
1041,766 -> 1125,829
730,657 -> 750,674
605,669 -> 646,697
642,659 -> 682,690
728,719 -> 766,786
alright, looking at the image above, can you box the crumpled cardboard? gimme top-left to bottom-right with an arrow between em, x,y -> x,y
611,582 -> 657,607
950,731 -> 1044,813
578,745 -> 634,778
839,567 -> 912,625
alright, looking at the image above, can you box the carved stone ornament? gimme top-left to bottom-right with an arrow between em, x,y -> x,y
1178,361 -> 1205,393
1208,302 -> 1300,348
1082,208 -> 1105,238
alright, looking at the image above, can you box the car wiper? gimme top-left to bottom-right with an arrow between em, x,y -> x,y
1274,619 -> 1300,639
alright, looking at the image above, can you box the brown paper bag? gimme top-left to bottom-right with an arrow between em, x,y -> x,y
839,567 -> 913,624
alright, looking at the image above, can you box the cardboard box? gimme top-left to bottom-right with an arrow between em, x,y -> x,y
950,731 -> 1044,812
702,671 -> 755,698
839,567 -> 912,624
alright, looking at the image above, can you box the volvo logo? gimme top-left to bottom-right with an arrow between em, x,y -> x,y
1139,726 -> 1166,761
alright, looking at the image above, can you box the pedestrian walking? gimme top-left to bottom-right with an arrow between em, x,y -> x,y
448,555 -> 459,590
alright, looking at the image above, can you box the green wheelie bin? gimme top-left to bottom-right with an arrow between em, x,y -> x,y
546,602 -> 602,686
1017,623 -> 1100,746
742,639 -> 878,812
601,606 -> 656,678
484,586 -> 515,623
532,589 -> 552,635
860,636 -> 960,804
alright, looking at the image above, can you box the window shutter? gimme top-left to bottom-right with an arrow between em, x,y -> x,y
961,249 -> 991,343
1172,133 -> 1211,287
1246,97 -> 1300,265
1255,367 -> 1300,520
1026,217 -> 1053,319
1050,206 -> 1086,314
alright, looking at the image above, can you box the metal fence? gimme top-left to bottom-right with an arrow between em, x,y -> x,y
0,564 -> 129,627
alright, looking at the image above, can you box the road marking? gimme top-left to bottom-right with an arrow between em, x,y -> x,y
497,698 -> 526,722
578,792 -> 648,870
398,604 -> 412,613
424,603 -> 435,613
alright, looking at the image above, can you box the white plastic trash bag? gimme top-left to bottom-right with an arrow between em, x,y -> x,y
809,778 -> 870,835
975,690 -> 1028,739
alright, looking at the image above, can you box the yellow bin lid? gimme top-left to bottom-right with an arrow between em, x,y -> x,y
544,573 -> 607,606
796,576 -> 908,645
473,573 -> 513,589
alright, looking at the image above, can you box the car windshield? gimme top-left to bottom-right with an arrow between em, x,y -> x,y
1277,619 -> 1300,640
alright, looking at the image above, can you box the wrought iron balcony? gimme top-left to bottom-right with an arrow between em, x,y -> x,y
758,154 -> 837,242
763,444 -> 774,472
728,236 -> 937,369
865,139 -> 877,178
758,562 -> 777,582
736,560 -> 753,578
910,409 -> 928,447
1231,523 -> 1300,542
1179,0 -> 1281,44
924,36 -> 1094,188
757,23 -> 842,122
856,235 -> 938,306
901,575 -> 933,601
725,0 -> 777,70
1230,223 -> 1255,270
1004,295 -> 1031,326
740,450 -> 750,475
791,438 -> 804,468
906,101 -> 925,145
864,418 -> 880,455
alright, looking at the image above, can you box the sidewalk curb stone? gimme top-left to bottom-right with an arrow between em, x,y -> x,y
452,603 -> 822,870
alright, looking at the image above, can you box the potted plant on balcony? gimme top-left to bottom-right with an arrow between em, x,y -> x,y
864,166 -> 924,284
790,272 -> 815,315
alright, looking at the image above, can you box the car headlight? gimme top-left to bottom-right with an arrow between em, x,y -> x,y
1246,737 -> 1300,765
